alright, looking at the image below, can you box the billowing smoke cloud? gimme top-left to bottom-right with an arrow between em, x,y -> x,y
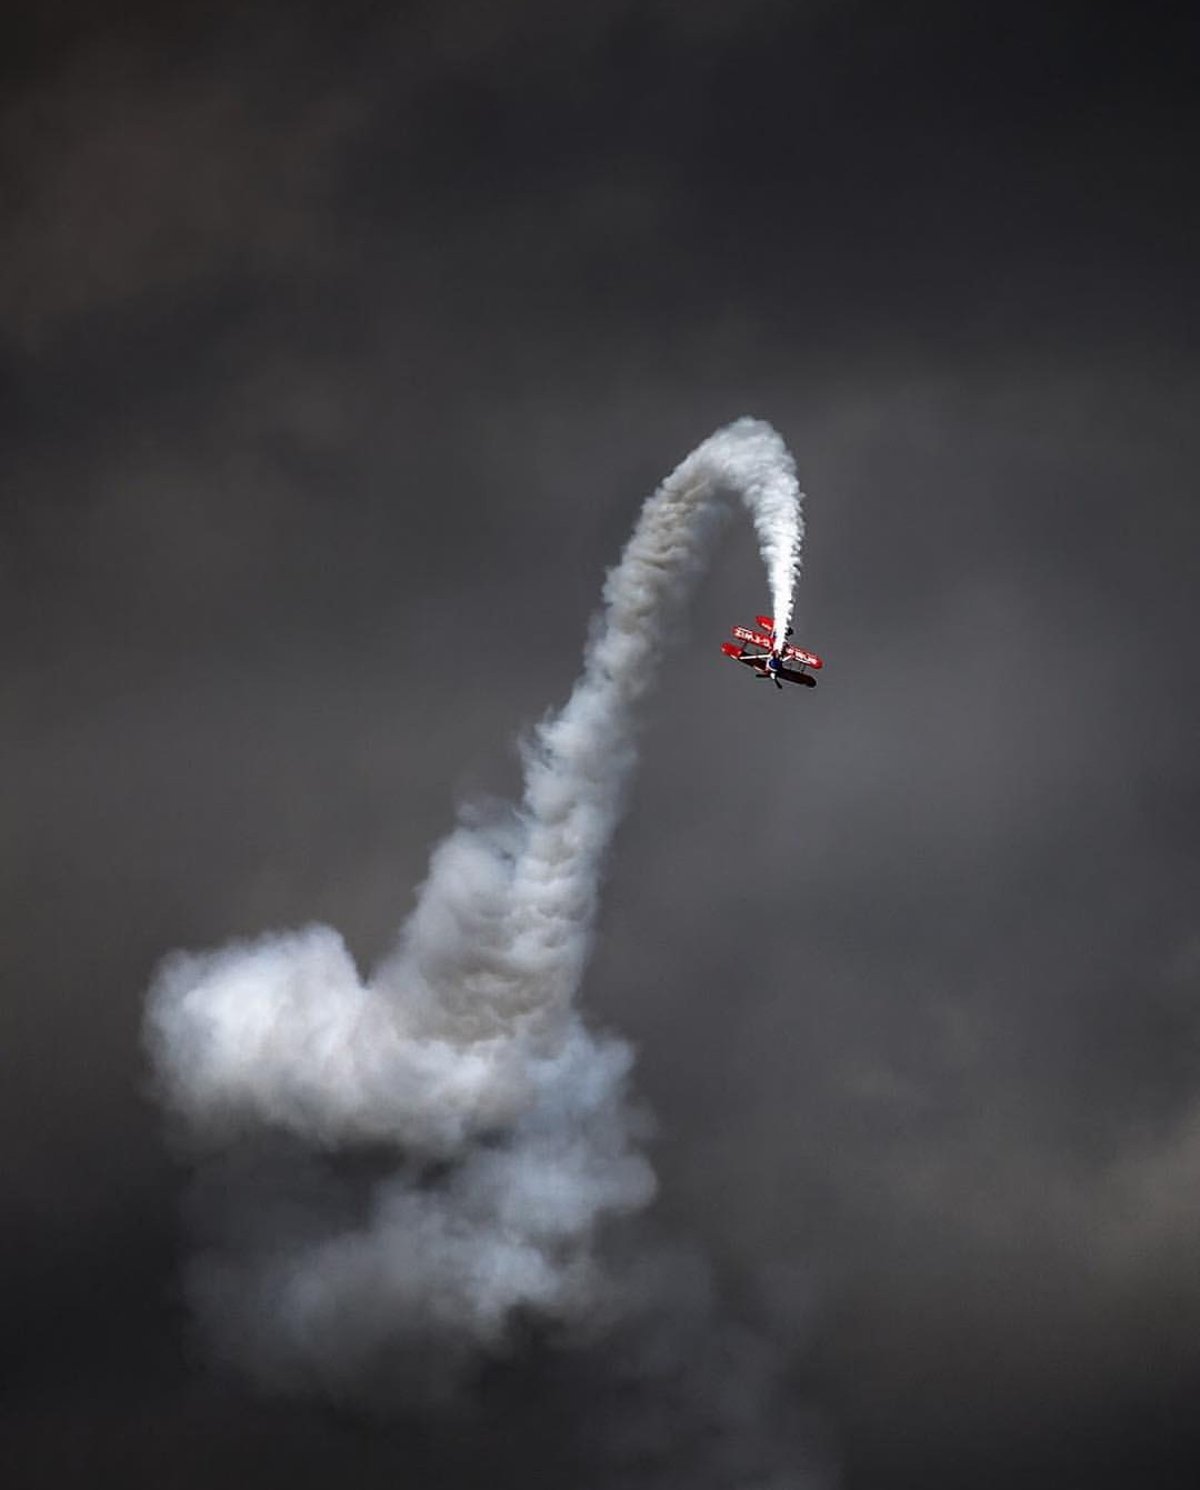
145,417 -> 806,1411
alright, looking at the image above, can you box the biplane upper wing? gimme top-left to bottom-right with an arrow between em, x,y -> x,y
782,643 -> 823,669
731,625 -> 775,650
732,625 -> 823,669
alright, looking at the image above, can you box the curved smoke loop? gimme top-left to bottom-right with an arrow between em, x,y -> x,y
146,417 -> 805,1394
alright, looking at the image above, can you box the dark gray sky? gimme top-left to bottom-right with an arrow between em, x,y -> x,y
4,3 -> 1198,1486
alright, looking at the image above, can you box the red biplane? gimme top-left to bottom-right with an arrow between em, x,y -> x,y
720,615 -> 823,690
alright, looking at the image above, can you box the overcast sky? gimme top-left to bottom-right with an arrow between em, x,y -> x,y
4,3 -> 1198,1487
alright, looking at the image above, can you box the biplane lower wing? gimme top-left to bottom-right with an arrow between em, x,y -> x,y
721,642 -> 817,688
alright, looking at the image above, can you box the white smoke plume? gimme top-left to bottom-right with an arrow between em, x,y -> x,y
145,417 -> 806,1403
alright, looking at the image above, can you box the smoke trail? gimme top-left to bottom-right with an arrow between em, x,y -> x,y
145,417 -> 805,1402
